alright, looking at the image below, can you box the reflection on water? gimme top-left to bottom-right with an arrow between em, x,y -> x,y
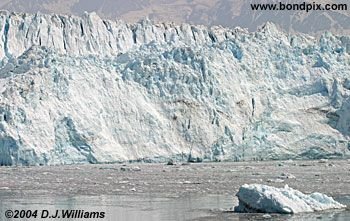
0,194 -> 349,221
0,194 -> 232,221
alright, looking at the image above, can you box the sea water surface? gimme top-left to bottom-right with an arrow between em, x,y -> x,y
0,194 -> 349,221
1,160 -> 350,221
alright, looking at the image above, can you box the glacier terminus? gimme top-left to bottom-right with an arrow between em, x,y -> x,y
0,11 -> 349,165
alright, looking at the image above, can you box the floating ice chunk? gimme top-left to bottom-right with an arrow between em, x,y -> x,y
234,184 -> 346,214
279,173 -> 296,179
266,178 -> 284,183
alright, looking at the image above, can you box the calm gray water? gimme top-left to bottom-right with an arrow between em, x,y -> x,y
0,194 -> 349,221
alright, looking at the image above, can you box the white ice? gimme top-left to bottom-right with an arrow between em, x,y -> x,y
234,184 -> 346,214
0,11 -> 349,165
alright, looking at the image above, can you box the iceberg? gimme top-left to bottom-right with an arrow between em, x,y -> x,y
234,184 -> 346,214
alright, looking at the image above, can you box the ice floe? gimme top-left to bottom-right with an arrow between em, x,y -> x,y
234,184 -> 346,214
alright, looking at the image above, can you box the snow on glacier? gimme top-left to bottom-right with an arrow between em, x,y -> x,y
234,184 -> 346,214
0,10 -> 349,165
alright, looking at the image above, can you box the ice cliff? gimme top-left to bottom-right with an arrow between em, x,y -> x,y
0,11 -> 349,165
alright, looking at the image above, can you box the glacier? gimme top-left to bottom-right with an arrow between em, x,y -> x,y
0,10 -> 349,165
234,184 -> 346,214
